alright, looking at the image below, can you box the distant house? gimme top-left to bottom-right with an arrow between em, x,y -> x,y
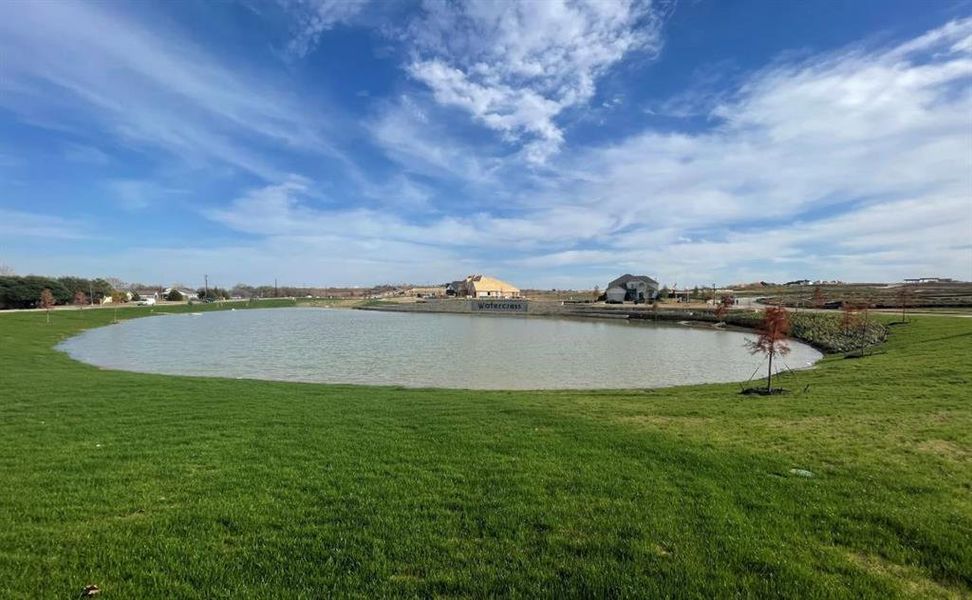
162,287 -> 196,301
605,274 -> 659,303
445,280 -> 465,296
667,289 -> 693,303
605,286 -> 627,303
451,275 -> 521,299
784,279 -> 811,286
133,289 -> 159,300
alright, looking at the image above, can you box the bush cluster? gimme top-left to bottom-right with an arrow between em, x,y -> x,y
0,276 -> 114,309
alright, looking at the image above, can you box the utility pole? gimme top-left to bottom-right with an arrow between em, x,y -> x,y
204,274 -> 209,298
274,278 -> 278,298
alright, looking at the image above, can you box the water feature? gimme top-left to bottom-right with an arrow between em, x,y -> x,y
58,307 -> 821,389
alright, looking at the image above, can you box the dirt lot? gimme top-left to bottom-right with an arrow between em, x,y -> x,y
733,282 -> 972,309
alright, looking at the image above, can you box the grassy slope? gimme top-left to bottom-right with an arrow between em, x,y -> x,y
0,303 -> 969,598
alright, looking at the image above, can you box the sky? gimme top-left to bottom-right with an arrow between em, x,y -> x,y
1,0 -> 970,289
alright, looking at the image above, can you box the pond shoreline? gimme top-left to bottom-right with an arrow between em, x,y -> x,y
58,305 -> 822,390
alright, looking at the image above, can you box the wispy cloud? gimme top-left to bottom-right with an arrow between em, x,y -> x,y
279,0 -> 370,58
0,1 -> 339,180
62,143 -> 112,166
0,209 -> 90,240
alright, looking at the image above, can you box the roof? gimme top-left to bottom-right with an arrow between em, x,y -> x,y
465,274 -> 520,292
608,274 -> 659,288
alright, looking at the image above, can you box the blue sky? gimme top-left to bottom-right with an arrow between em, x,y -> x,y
1,0 -> 970,289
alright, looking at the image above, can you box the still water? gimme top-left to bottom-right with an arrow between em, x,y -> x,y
58,308 -> 821,390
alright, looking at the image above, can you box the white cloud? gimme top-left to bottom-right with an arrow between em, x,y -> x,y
403,0 -> 669,163
279,0 -> 370,58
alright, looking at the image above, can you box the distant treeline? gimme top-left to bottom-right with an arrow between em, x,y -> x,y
229,284 -> 397,299
0,276 -> 114,309
0,274 -> 425,309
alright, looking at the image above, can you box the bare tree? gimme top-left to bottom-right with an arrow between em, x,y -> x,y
812,286 -> 826,309
715,295 -> 734,321
897,285 -> 914,323
40,288 -> 55,324
746,306 -> 791,393
840,303 -> 860,334
0,262 -> 14,276
858,299 -> 872,357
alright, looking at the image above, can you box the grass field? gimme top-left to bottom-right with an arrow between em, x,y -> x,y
1,302 -> 970,598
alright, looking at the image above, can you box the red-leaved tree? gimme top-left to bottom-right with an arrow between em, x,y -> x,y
73,290 -> 87,310
841,303 -> 860,334
812,286 -> 826,309
714,295 -> 734,320
39,288 -> 55,324
746,305 -> 791,392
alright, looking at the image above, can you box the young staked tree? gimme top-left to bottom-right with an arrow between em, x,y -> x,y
812,286 -> 826,309
714,295 -> 734,321
841,302 -> 871,356
897,285 -> 914,323
39,288 -> 55,324
746,305 -> 791,393
841,303 -> 860,334
73,290 -> 86,310
858,300 -> 872,357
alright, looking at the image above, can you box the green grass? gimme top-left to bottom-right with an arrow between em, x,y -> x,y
1,303 -> 970,598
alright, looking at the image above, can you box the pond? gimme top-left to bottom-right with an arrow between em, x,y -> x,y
58,307 -> 821,390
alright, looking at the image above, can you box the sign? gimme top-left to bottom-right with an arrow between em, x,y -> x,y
469,299 -> 528,313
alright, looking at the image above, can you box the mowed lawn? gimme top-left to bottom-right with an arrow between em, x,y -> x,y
1,303 -> 969,598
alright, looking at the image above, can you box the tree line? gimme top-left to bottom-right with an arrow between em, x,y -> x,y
0,276 -> 114,309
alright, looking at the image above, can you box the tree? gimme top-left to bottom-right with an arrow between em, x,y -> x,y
39,288 -> 55,324
841,301 -> 871,356
166,289 -> 184,302
812,286 -> 826,309
90,278 -> 113,303
840,303 -> 860,334
857,300 -> 872,357
73,290 -> 87,310
130,291 -> 141,302
897,285 -> 914,323
714,295 -> 734,320
746,306 -> 791,393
